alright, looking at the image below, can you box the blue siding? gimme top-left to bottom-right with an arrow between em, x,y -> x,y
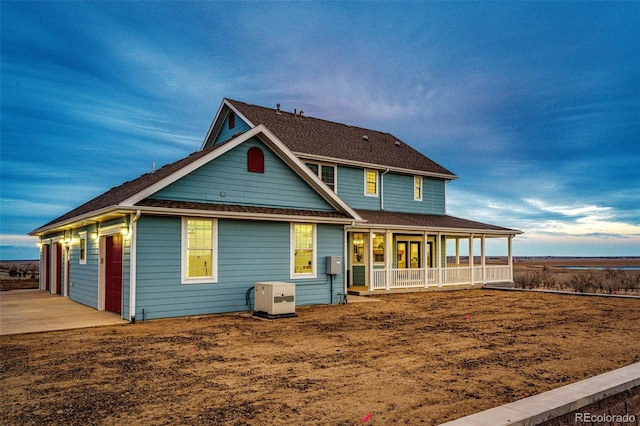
134,216 -> 345,320
214,112 -> 252,144
336,166 -> 380,210
336,166 -> 445,214
68,225 -> 99,309
383,174 -> 445,214
150,138 -> 336,212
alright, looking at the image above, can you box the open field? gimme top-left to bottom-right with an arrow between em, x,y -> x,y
0,260 -> 39,291
2,290 -> 639,425
513,257 -> 640,296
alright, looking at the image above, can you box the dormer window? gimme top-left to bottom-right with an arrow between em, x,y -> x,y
247,147 -> 264,173
228,112 -> 235,129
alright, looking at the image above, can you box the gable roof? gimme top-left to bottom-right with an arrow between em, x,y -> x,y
202,99 -> 457,179
31,126 -> 362,236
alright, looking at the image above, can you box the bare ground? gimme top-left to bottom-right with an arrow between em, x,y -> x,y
2,290 -> 639,425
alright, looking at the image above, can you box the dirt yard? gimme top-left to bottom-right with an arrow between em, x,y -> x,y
2,290 -> 639,425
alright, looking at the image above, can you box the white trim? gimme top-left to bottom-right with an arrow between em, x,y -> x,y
290,223 -> 317,279
296,152 -> 458,180
78,231 -> 87,265
364,169 -> 379,197
199,99 -> 256,151
414,176 -> 423,201
181,217 -> 218,284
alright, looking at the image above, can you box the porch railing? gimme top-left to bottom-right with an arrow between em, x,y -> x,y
369,265 -> 512,290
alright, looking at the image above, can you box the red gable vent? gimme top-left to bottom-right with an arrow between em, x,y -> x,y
247,147 -> 264,173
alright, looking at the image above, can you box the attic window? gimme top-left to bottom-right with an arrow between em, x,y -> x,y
247,147 -> 264,173
228,112 -> 235,129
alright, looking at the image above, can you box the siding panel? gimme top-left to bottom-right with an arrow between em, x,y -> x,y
150,139 -> 334,211
134,216 -> 345,319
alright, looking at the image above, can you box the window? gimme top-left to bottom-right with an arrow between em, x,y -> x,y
247,147 -> 264,173
373,233 -> 385,263
182,218 -> 217,283
228,111 -> 235,129
306,162 -> 336,191
79,232 -> 87,264
414,176 -> 422,201
365,169 -> 378,196
291,223 -> 316,278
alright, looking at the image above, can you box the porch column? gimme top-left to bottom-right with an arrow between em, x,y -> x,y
455,238 -> 460,266
437,232 -> 442,287
481,235 -> 486,285
508,236 -> 513,282
385,230 -> 392,290
469,235 -> 474,286
423,232 -> 429,288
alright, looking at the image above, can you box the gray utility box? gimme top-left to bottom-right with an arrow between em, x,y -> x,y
253,282 -> 297,319
326,256 -> 342,275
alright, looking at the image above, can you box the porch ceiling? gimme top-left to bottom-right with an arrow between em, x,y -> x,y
354,210 -> 521,235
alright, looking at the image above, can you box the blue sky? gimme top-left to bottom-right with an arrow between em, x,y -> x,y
1,1 -> 639,260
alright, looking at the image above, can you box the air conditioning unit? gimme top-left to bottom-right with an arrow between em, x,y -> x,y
253,282 -> 297,319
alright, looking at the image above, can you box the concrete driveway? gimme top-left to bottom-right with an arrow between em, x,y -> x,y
0,290 -> 127,335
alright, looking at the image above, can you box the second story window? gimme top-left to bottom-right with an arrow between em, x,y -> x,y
414,176 -> 422,201
305,162 -> 336,191
365,169 -> 378,196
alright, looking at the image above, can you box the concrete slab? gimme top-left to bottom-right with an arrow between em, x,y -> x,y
440,362 -> 640,426
0,289 -> 127,335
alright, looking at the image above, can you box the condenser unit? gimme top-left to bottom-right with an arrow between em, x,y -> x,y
253,282 -> 297,319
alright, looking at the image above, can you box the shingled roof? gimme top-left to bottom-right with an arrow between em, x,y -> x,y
216,99 -> 456,179
355,210 -> 520,234
32,145 -> 221,233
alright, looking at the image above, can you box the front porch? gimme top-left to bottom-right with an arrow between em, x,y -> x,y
346,226 -> 516,295
348,264 -> 512,295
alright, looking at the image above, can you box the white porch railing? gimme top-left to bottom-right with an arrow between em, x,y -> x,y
369,265 -> 511,290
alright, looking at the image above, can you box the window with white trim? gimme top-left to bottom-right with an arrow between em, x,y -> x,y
291,223 -> 316,278
364,169 -> 378,196
414,176 -> 422,201
305,162 -> 336,191
182,218 -> 217,283
79,231 -> 87,264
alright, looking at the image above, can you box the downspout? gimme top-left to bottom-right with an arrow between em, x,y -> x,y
129,210 -> 141,323
380,168 -> 390,210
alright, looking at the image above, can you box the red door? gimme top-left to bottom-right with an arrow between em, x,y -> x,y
55,243 -> 62,295
105,235 -> 123,314
43,244 -> 50,291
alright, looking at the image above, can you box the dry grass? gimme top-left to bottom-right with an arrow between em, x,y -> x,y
2,290 -> 639,425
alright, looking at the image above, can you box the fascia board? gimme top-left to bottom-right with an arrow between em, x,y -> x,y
199,99 -> 256,150
121,126 -> 265,207
252,126 -> 363,222
295,152 -> 458,180
131,206 -> 356,224
29,207 -> 134,236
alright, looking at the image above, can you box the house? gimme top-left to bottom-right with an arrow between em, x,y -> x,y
30,98 -> 521,321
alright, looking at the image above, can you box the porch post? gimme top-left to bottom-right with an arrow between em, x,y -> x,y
481,235 -> 486,285
420,231 -> 431,288
469,235 -> 474,286
437,232 -> 443,287
385,230 -> 392,290
455,238 -> 460,266
508,236 -> 513,282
